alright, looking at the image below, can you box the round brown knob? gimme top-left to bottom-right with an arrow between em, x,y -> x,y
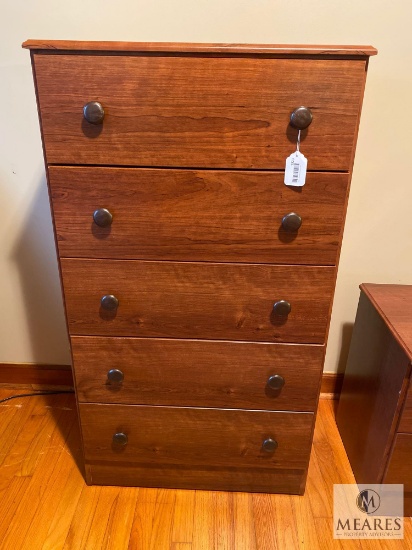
273,300 -> 291,316
101,294 -> 119,311
107,369 -> 124,383
267,375 -> 285,391
282,212 -> 302,232
93,208 -> 113,228
112,432 -> 128,446
290,106 -> 313,130
83,101 -> 105,124
262,438 -> 278,453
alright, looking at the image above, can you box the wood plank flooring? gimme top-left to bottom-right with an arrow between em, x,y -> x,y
0,388 -> 411,549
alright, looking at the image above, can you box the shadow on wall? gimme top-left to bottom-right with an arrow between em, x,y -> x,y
11,173 -> 71,365
10,173 -> 84,474
337,322 -> 355,374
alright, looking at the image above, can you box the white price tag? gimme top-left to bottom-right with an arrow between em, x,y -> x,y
284,151 -> 307,187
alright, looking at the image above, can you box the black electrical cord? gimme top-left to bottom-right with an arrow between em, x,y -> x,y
0,390 -> 75,405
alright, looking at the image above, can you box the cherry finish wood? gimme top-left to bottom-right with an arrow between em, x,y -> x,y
71,336 -> 324,410
337,291 -> 411,483
0,360 -> 340,400
399,383 -> 412,433
79,402 -> 313,491
337,285 -> 412,516
49,167 -> 349,266
88,463 -> 305,494
361,284 -> 412,362
384,434 -> 412,517
80,403 -> 313,469
33,54 -> 367,171
23,40 -> 378,56
61,259 -> 334,343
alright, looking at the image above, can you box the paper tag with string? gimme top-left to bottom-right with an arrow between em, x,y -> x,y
284,130 -> 307,187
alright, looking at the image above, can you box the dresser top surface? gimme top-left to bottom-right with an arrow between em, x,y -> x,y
361,284 -> 412,361
22,40 -> 377,57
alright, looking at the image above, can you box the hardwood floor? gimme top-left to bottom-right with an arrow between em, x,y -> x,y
0,388 -> 410,549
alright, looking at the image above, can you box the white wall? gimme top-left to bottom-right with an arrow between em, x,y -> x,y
1,0 -> 411,370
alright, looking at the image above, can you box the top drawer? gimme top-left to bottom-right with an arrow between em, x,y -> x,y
33,54 -> 367,170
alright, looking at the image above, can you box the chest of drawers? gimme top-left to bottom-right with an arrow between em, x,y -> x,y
24,40 -> 376,493
337,285 -> 412,516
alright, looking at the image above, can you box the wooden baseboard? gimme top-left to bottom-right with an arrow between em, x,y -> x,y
1,363 -> 345,398
320,372 -> 344,399
0,363 -> 73,389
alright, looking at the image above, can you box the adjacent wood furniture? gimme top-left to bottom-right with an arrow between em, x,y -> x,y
337,284 -> 412,516
23,40 -> 376,493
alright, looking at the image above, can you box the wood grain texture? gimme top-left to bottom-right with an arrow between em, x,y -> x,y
79,403 -> 313,491
87,462 -> 305,496
63,485 -> 138,550
33,54 -> 367,170
1,391 -> 411,548
0,362 -> 343,400
0,395 -> 43,482
0,394 -> 81,549
22,40 -> 378,56
15,418 -> 82,550
320,372 -> 344,399
60,259 -> 334,343
49,166 -> 349,266
399,382 -> 412,433
337,291 -> 411,484
26,42 -> 375,497
0,362 -> 72,387
171,490 -> 195,544
71,336 -> 324,410
384,433 -> 412,517
361,284 -> 412,361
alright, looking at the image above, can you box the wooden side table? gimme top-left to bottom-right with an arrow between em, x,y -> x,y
337,284 -> 412,516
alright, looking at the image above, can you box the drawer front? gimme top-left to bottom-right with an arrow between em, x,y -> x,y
34,54 -> 366,170
61,259 -> 335,343
398,380 -> 412,433
72,336 -> 324,410
80,403 -> 314,470
49,167 -> 349,266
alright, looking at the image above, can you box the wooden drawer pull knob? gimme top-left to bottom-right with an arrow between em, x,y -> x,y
101,294 -> 119,311
273,300 -> 291,316
93,208 -> 113,227
107,369 -> 124,383
112,432 -> 128,446
290,106 -> 313,130
267,375 -> 285,391
282,212 -> 302,232
262,438 -> 278,453
83,101 -> 105,124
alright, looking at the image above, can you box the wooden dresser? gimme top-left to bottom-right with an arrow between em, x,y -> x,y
23,40 -> 376,493
337,284 -> 412,516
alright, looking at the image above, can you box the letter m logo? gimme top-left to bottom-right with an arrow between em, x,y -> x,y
356,490 -> 380,514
